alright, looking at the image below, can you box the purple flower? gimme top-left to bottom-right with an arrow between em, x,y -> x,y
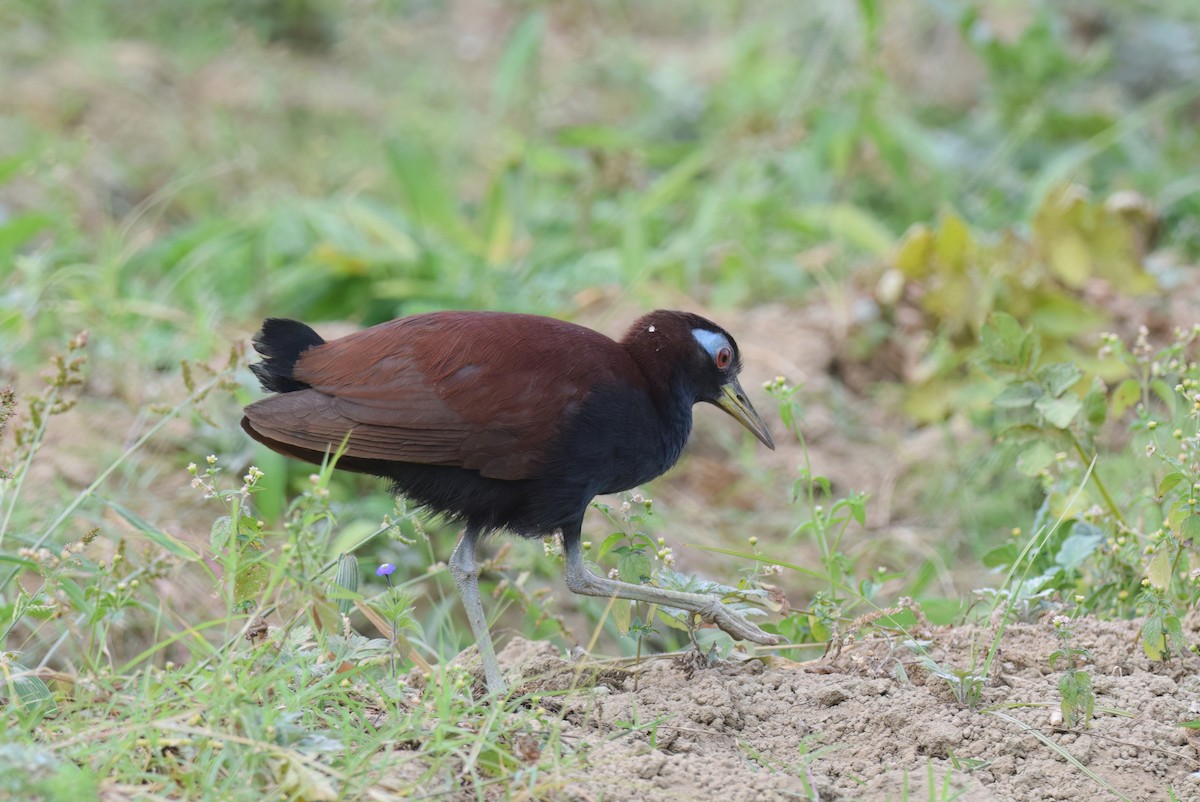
376,563 -> 396,577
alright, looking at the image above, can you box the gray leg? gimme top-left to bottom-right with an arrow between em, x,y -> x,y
448,527 -> 507,695
563,533 -> 780,646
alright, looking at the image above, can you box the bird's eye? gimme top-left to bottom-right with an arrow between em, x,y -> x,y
715,346 -> 733,370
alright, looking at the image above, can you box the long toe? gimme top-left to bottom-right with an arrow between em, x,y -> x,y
706,602 -> 782,646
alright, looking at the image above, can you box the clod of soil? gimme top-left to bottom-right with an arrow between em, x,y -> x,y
493,615 -> 1200,801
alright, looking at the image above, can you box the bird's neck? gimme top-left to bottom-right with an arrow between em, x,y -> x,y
620,328 -> 700,467
628,362 -> 696,475
652,368 -> 697,469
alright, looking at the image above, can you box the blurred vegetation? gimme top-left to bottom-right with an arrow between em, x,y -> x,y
2,0 -> 1200,796
4,1 -> 1197,359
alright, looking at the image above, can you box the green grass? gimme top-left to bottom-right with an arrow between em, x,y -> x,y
3,1 -> 1200,798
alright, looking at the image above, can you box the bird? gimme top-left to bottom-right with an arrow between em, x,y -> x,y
241,309 -> 779,693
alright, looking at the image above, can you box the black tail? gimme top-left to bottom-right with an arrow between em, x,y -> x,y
249,318 -> 325,393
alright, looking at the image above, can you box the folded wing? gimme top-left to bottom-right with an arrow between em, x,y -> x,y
242,312 -> 639,480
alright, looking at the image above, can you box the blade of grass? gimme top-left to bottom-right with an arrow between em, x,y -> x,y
986,710 -> 1132,802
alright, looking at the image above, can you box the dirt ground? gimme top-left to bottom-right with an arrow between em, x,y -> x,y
24,299 -> 1200,801
484,614 -> 1200,802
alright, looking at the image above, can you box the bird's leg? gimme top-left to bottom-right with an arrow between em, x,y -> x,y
448,527 -> 507,695
562,532 -> 780,646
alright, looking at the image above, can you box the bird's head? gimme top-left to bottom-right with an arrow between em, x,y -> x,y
624,311 -> 775,450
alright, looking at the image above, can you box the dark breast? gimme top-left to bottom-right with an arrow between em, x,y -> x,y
242,310 -> 700,538
374,381 -> 693,536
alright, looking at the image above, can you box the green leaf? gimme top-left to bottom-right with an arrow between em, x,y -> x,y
271,753 -> 338,802
1168,497 -> 1194,529
1166,615 -> 1184,653
210,516 -> 233,552
234,561 -> 268,609
895,224 -> 934,278
993,382 -> 1043,408
1055,522 -> 1103,571
597,532 -> 627,562
612,599 -> 631,635
3,659 -> 57,715
1082,378 -> 1107,428
1158,472 -> 1186,499
848,496 -> 866,526
1016,441 -> 1056,477
1026,293 -> 1101,339
1038,363 -> 1083,398
1147,549 -> 1172,591
982,542 -> 1018,569
980,313 -> 1025,367
1142,616 -> 1165,661
655,607 -> 691,632
1151,379 -> 1177,412
1111,379 -> 1141,418
1035,395 -> 1082,429
1182,515 -> 1200,543
617,550 -> 652,584
236,515 -> 264,547
1046,233 -> 1091,288
934,212 -> 972,272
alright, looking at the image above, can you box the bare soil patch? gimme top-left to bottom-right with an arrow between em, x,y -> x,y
484,614 -> 1200,802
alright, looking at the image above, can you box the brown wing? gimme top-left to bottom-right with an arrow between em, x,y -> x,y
241,312 -> 641,480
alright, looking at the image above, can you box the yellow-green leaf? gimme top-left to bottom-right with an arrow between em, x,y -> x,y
612,599 -> 631,635
1147,549 -> 1172,591
1168,497 -> 1194,529
617,551 -> 651,584
1157,472 -> 1186,499
271,755 -> 338,802
1111,379 -> 1141,418
895,224 -> 934,278
1035,395 -> 1082,429
1142,616 -> 1165,661
934,212 -> 972,273
1016,441 -> 1056,477
1182,515 -> 1200,542
981,313 -> 1026,367
1046,234 -> 1090,288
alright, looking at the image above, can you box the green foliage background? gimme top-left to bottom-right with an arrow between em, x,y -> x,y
2,0 -> 1200,797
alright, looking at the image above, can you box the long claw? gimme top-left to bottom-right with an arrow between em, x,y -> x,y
564,533 -> 783,649
700,600 -> 781,646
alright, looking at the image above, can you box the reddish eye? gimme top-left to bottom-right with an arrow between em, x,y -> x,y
715,346 -> 732,370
